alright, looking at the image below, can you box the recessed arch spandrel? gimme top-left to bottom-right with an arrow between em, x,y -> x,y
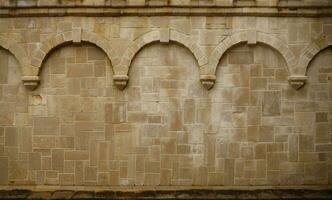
27,28 -> 119,90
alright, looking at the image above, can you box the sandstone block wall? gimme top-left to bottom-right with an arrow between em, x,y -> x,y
0,0 -> 331,189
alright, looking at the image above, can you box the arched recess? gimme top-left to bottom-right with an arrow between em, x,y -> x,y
207,31 -> 298,89
298,34 -> 332,75
114,29 -> 208,90
27,28 -> 119,90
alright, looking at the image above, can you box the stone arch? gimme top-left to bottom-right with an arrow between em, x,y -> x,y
205,31 -> 297,89
114,29 -> 208,89
208,31 -> 296,76
27,29 -> 119,90
299,34 -> 332,75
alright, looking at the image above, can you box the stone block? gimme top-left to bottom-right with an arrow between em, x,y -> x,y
294,112 -> 315,135
255,144 -> 266,159
67,63 -> 93,77
0,53 -> 8,84
145,161 -> 160,173
88,47 -> 106,60
304,163 -> 327,184
224,159 -> 235,185
9,160 -> 27,180
5,127 -> 18,146
85,166 -> 97,181
33,117 -> 59,135
184,99 -> 195,124
29,152 -> 41,170
0,103 -> 14,126
299,135 -> 314,152
59,173 -> 74,185
233,88 -> 249,106
52,149 -> 64,171
0,157 -> 8,185
259,126 -> 274,142
228,51 -> 254,64
168,111 -> 183,131
64,151 -> 89,160
288,134 -> 298,161
316,123 -> 329,143
263,91 -> 280,116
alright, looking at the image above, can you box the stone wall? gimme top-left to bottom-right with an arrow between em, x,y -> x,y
0,0 -> 332,190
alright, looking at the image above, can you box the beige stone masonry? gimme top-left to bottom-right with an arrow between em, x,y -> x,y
0,0 -> 332,190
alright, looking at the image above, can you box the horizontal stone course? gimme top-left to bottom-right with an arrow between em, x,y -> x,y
0,189 -> 332,199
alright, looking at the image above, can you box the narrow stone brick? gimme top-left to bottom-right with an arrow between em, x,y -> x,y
0,157 -> 8,184
52,149 -> 64,172
5,127 -> 18,146
263,91 -> 280,116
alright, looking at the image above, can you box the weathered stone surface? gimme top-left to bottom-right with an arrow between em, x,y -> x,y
0,2 -> 330,191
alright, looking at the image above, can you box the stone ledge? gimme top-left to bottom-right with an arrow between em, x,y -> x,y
0,7 -> 332,17
0,189 -> 331,199
1,0 -> 332,8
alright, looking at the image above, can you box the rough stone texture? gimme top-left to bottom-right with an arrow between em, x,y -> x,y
0,0 -> 331,193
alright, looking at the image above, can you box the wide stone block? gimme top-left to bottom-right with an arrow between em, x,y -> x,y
66,63 -> 93,77
228,51 -> 254,64
33,136 -> 56,148
33,117 -> 59,135
65,151 -> 89,161
304,163 -> 327,184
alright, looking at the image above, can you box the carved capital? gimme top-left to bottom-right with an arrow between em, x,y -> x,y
200,75 -> 216,90
113,75 -> 129,90
22,76 -> 40,90
288,76 -> 307,90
